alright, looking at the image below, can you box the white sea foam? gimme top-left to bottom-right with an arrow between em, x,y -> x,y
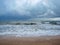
0,24 -> 60,37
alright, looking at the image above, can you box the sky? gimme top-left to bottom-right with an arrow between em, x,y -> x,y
0,0 -> 60,21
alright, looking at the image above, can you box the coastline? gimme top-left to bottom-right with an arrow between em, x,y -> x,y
0,35 -> 60,45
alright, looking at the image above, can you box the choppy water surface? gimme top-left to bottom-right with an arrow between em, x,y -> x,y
0,24 -> 60,37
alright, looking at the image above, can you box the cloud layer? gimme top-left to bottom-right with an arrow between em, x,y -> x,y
0,0 -> 60,21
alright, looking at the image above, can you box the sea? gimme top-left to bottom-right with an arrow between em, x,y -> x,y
0,24 -> 60,37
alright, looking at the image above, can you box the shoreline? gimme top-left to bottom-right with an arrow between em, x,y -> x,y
0,35 -> 60,45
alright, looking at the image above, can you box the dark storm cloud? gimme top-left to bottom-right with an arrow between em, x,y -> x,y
0,0 -> 60,21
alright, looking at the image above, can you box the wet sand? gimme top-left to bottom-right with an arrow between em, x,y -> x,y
0,35 -> 60,45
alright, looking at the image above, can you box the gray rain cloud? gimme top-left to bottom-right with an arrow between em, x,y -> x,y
0,0 -> 60,21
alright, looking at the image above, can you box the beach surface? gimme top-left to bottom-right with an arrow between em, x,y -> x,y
0,35 -> 60,45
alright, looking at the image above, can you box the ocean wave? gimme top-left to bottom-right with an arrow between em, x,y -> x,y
0,24 -> 60,37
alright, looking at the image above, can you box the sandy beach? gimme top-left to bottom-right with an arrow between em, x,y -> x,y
0,35 -> 60,45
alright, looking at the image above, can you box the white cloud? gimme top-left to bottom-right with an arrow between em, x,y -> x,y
3,0 -> 43,16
